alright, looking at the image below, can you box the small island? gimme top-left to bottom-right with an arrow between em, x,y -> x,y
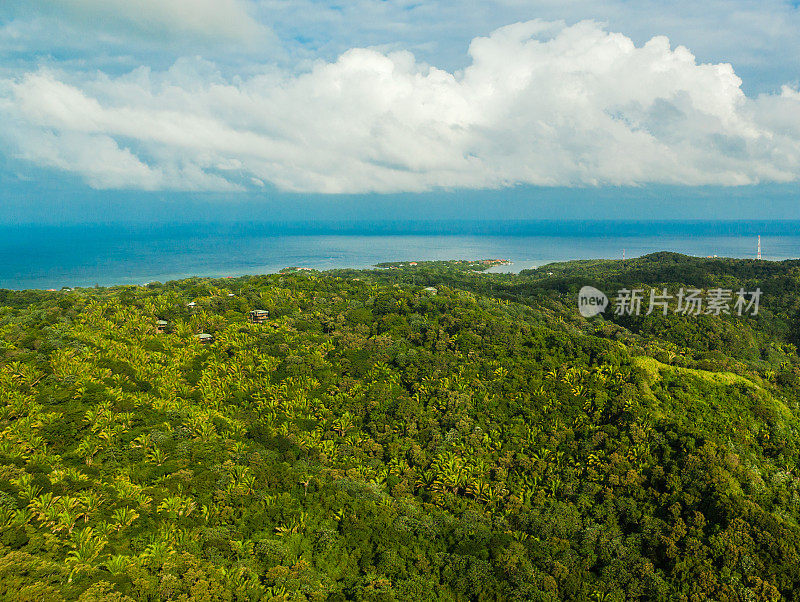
375,258 -> 511,271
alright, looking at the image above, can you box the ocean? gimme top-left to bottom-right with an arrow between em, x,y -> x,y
1,220 -> 798,290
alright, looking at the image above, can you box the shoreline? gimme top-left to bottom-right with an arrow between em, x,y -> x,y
4,252 -> 798,292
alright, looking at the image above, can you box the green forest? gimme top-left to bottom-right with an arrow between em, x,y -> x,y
2,252 -> 800,601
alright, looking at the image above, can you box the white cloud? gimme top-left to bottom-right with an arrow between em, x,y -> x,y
252,0 -> 800,93
2,20 -> 800,193
6,1 -> 800,95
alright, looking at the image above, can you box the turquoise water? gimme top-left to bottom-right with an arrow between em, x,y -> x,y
0,221 -> 797,289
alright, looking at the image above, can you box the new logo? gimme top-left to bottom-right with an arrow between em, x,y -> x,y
578,286 -> 608,317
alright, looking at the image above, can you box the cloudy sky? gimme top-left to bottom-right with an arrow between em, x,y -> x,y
2,1 -> 800,222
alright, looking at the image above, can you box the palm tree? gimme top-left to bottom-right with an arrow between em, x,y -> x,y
146,448 -> 167,466
55,509 -> 79,535
66,527 -> 107,583
0,507 -> 15,529
433,452 -> 468,494
112,507 -> 139,532
134,493 -> 153,510
481,485 -> 503,508
333,412 -> 354,437
157,495 -> 195,518
230,539 -> 254,561
414,469 -> 437,492
238,474 -> 257,496
53,496 -> 81,534
12,508 -> 33,527
77,491 -> 103,523
14,473 -> 41,501
28,491 -> 60,524
466,477 -> 490,501
157,496 -> 183,518
76,437 -> 100,467
141,539 -> 176,566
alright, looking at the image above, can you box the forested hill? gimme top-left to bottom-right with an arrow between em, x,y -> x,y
1,253 -> 800,600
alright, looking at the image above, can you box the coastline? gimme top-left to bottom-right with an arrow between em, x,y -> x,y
1,223 -> 797,290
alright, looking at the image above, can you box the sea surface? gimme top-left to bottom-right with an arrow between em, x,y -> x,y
1,220 -> 799,290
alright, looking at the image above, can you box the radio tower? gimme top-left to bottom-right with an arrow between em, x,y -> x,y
757,235 -> 761,260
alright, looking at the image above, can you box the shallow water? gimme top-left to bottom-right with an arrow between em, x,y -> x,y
0,221 -> 795,289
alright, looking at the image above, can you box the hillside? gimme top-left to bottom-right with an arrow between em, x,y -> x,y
1,253 -> 800,601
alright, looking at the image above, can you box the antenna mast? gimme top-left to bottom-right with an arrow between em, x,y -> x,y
757,235 -> 761,260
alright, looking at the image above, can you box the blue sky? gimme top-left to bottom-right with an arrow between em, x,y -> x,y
2,1 -> 800,223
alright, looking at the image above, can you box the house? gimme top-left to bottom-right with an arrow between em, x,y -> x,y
423,287 -> 438,295
194,333 -> 214,344
249,309 -> 269,324
187,301 -> 198,309
155,320 -> 168,334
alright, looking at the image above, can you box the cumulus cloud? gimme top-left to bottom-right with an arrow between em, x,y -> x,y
252,0 -> 800,94
2,20 -> 800,193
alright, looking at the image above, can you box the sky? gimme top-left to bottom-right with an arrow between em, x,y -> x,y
2,1 -> 800,224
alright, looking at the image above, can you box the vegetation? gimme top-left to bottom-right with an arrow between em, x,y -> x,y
1,252 -> 800,600
374,260 -> 510,271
